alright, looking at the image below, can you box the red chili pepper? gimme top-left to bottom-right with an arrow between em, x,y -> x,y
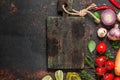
94,6 -> 116,12
110,0 -> 120,8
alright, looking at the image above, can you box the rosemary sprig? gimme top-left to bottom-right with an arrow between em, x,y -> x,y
80,70 -> 96,80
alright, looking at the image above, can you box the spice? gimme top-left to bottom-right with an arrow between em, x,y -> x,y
94,6 -> 116,12
80,70 -> 96,80
117,12 -> 120,22
110,0 -> 120,8
107,24 -> 120,41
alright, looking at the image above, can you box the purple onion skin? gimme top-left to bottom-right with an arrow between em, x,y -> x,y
101,9 -> 116,26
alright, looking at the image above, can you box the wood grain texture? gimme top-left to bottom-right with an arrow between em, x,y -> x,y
47,17 -> 87,69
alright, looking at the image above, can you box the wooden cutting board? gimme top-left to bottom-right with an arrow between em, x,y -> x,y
47,16 -> 88,69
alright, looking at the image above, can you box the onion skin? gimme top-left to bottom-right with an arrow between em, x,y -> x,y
107,24 -> 120,41
101,9 -> 116,26
115,49 -> 120,76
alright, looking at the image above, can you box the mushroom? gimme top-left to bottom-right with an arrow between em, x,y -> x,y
97,27 -> 107,38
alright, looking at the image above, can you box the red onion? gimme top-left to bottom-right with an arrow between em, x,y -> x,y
107,24 -> 120,41
101,9 -> 116,26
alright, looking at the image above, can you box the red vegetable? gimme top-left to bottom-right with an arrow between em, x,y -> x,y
94,6 -> 116,12
105,60 -> 115,70
114,77 -> 120,80
110,0 -> 120,8
96,42 -> 107,54
96,67 -> 106,76
101,9 -> 116,26
103,73 -> 114,80
95,56 -> 107,67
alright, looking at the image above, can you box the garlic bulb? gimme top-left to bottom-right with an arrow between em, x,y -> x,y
97,27 -> 107,38
107,24 -> 120,41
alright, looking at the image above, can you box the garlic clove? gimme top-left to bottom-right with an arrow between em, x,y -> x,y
117,12 -> 120,22
97,27 -> 107,38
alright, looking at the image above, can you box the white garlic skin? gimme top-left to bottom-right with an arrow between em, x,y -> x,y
117,12 -> 120,22
97,27 -> 107,38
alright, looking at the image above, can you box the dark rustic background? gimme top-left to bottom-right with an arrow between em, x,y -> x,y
0,0 -> 119,79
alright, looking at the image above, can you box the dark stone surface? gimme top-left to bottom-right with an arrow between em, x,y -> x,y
0,0 -> 119,71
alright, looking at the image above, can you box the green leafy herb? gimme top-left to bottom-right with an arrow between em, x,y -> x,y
105,52 -> 114,59
87,40 -> 96,53
111,40 -> 120,50
85,54 -> 95,69
80,70 -> 96,80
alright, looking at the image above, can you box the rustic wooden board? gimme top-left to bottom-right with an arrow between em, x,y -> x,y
47,16 -> 91,69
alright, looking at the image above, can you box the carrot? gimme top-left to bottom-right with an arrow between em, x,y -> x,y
115,49 -> 120,76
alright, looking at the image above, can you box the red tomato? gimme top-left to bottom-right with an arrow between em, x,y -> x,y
114,77 -> 120,80
96,42 -> 107,54
105,60 -> 114,70
103,73 -> 114,80
95,56 -> 107,67
96,67 -> 106,76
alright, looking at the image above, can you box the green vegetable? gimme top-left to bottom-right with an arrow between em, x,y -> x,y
55,70 -> 63,80
93,12 -> 100,19
80,70 -> 96,80
66,72 -> 81,80
87,40 -> 96,53
42,75 -> 53,80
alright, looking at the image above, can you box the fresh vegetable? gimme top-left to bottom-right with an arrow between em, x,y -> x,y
109,0 -> 120,8
66,72 -> 81,80
103,73 -> 114,80
55,70 -> 63,80
93,12 -> 100,19
87,40 -> 96,53
117,12 -> 120,22
115,49 -> 120,76
97,27 -> 107,38
95,56 -> 107,67
96,67 -> 106,76
80,70 -> 96,80
105,60 -> 115,70
94,6 -> 116,12
107,24 -> 120,41
42,75 -> 53,80
114,77 -> 120,80
96,42 -> 107,54
101,9 -> 116,26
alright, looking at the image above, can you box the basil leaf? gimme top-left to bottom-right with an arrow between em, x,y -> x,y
87,40 -> 96,53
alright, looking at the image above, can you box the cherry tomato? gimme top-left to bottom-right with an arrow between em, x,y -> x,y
103,73 -> 114,80
114,77 -> 120,80
96,42 -> 107,54
105,60 -> 114,70
96,67 -> 106,76
95,56 -> 107,67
